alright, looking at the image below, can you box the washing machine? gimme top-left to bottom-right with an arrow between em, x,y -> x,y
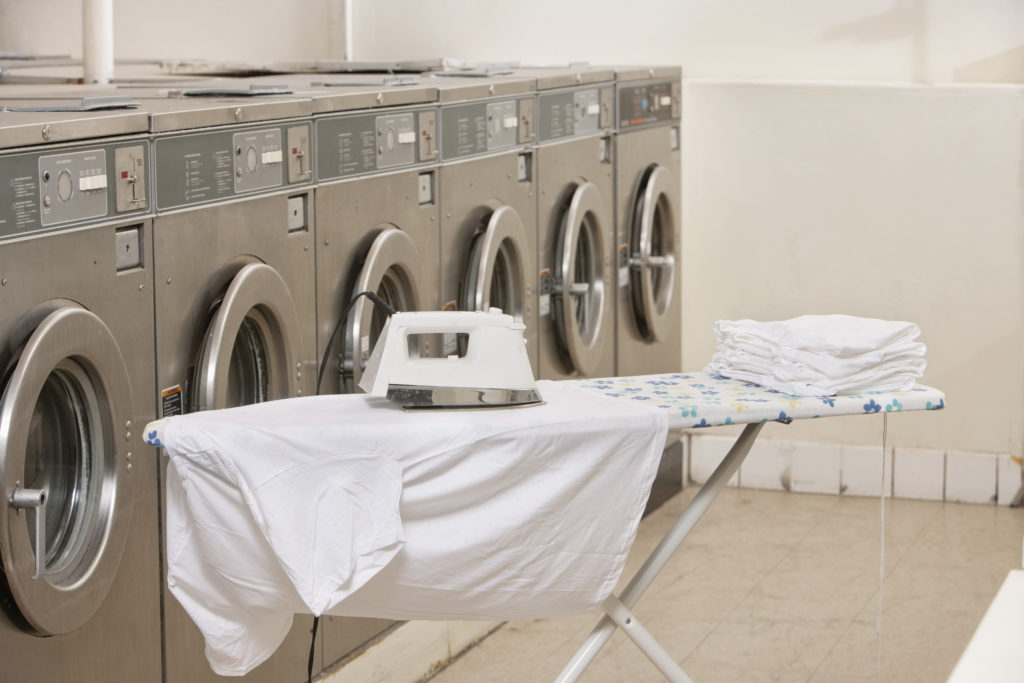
0,105 -> 161,681
529,66 -> 617,380
147,92 -> 323,683
239,73 -> 442,398
245,73 -> 442,670
433,72 -> 539,369
614,66 -> 683,375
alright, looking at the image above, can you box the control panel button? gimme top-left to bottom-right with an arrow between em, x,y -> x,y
261,149 -> 283,165
57,170 -> 73,202
397,131 -> 416,145
245,146 -> 258,173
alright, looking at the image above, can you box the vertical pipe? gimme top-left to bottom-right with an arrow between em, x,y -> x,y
83,0 -> 114,84
327,0 -> 353,61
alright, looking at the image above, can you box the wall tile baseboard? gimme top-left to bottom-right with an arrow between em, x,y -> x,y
688,434 -> 1021,507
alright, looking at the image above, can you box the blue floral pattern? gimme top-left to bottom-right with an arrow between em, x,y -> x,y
572,371 -> 945,430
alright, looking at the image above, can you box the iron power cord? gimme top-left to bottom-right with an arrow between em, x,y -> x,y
315,290 -> 396,395
308,289 -> 395,680
307,614 -> 320,683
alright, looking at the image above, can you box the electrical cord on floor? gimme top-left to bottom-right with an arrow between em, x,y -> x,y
316,290 -> 396,395
307,615 -> 320,683
308,290 -> 395,681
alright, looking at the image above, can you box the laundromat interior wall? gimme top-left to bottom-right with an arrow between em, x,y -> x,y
3,0 -> 1022,459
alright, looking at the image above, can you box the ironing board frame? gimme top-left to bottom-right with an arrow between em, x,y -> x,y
555,422 -> 763,683
556,370 -> 945,681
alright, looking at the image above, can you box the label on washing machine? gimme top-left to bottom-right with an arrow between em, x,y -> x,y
161,385 -> 183,417
618,244 -> 630,288
538,269 -> 552,317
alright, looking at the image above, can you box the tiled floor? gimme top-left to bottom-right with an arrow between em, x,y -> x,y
429,487 -> 1024,682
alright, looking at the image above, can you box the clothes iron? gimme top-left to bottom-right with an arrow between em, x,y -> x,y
359,309 -> 543,409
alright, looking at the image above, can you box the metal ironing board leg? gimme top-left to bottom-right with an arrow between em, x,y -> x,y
555,422 -> 765,682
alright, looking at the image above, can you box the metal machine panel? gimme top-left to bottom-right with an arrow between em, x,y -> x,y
438,152 -> 538,371
536,135 -> 615,380
0,138 -> 151,238
0,108 -> 149,149
614,123 -> 682,376
0,212 -> 161,681
537,87 -> 611,142
617,80 -> 681,130
154,121 -> 312,210
439,96 -> 534,160
316,107 -> 436,181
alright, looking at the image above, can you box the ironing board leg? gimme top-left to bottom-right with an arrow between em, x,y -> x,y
601,595 -> 692,682
554,423 -> 765,682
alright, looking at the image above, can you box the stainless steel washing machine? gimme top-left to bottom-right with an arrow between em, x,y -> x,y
614,67 -> 683,375
529,66 -> 616,380
148,92 -> 322,683
0,105 -> 161,681
433,72 -> 539,369
241,74 -> 442,397
256,73 -> 441,671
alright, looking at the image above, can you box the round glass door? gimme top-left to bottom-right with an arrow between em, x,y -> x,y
191,263 -> 304,411
554,181 -> 607,376
0,305 -> 134,635
342,226 -> 423,392
628,164 -> 677,342
461,205 -> 529,321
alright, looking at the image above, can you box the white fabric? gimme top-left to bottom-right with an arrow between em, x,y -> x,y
160,380 -> 668,675
705,314 -> 926,395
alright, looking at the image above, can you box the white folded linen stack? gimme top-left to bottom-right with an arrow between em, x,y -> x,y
705,314 -> 927,396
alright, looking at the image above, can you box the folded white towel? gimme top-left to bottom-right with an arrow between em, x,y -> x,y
706,314 -> 926,396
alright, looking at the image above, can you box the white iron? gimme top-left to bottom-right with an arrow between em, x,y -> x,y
359,309 -> 543,409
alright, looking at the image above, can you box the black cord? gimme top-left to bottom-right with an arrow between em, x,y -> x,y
307,615 -> 320,683
316,290 -> 397,395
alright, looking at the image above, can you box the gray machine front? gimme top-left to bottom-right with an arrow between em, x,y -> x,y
534,71 -> 617,380
149,95 -> 322,683
315,103 -> 441,395
435,74 -> 539,371
294,74 -> 440,668
614,69 -> 683,376
0,108 -> 161,681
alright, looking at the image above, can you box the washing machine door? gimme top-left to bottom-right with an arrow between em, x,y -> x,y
462,205 -> 529,320
192,262 -> 304,411
0,305 -> 135,636
342,226 -> 423,392
554,181 -> 608,376
629,164 -> 677,342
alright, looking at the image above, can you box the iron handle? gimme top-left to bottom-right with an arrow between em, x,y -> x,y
10,487 -> 46,580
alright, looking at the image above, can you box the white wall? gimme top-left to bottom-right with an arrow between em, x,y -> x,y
683,82 -> 1024,453
353,0 -> 1024,84
0,0 -> 338,63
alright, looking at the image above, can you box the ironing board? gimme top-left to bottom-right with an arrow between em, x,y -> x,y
143,371 -> 945,681
560,371 -> 945,682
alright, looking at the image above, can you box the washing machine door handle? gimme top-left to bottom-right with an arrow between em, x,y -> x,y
343,227 -> 423,391
629,164 -> 677,343
464,205 -> 528,319
555,181 -> 607,376
0,305 -> 135,636
194,263 -> 304,411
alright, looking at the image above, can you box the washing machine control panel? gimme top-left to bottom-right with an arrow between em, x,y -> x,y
0,140 -> 150,237
439,96 -> 535,160
316,106 -> 437,181
538,86 -> 613,142
618,81 -> 681,130
232,128 -> 284,193
154,122 -> 312,211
